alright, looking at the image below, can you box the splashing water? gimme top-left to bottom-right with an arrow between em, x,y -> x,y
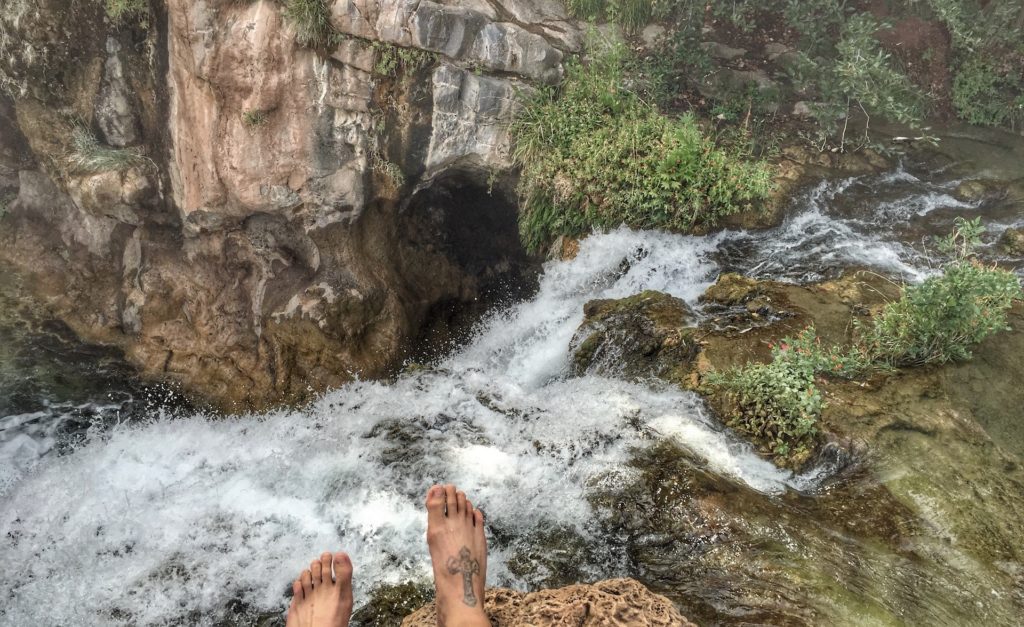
0,164 -> 1016,625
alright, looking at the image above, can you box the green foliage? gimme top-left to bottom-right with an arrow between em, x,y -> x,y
68,127 -> 149,174
952,57 -> 1024,129
241,109 -> 269,127
372,42 -> 437,77
705,327 -> 824,459
706,219 -> 1022,463
510,37 -> 773,253
908,0 -> 1024,130
0,191 -> 13,218
565,0 -> 654,32
105,0 -> 148,22
282,0 -> 339,49
861,217 -> 1023,366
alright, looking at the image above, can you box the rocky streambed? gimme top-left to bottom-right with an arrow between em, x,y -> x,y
3,148 -> 1024,625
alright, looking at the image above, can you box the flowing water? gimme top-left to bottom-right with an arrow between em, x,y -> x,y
1,159 -> 1022,626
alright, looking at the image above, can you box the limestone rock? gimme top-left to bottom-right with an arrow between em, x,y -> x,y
571,291 -> 698,382
330,0 -> 565,82
95,38 -> 140,147
425,65 -> 523,176
401,579 -> 695,626
641,24 -> 666,47
700,273 -> 761,306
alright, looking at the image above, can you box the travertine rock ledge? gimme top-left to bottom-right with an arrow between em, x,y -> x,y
401,578 -> 696,627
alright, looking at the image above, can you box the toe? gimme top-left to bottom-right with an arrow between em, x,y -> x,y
319,552 -> 334,584
300,569 -> 312,596
333,552 -> 354,606
426,485 -> 446,530
310,558 -> 322,585
443,484 -> 457,517
292,579 -> 303,602
456,490 -> 466,515
465,498 -> 475,522
474,508 -> 485,529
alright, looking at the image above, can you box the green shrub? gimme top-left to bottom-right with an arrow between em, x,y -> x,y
510,37 -> 773,252
282,0 -> 338,49
861,218 -> 1023,366
705,327 -> 824,460
952,57 -> 1024,129
68,127 -> 149,174
105,0 -> 148,22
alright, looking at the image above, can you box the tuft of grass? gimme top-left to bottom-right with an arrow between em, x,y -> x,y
564,0 -> 652,33
372,42 -> 437,77
510,36 -> 773,253
282,0 -> 340,49
105,0 -> 148,22
241,109 -> 269,127
68,126 -> 149,174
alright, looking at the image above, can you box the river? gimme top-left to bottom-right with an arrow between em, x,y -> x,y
2,154 -> 1022,625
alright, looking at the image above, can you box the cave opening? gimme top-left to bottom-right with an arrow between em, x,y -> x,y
401,172 -> 540,363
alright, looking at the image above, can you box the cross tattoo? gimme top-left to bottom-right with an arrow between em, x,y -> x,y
446,546 -> 480,607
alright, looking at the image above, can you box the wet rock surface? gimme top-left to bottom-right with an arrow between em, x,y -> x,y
401,578 -> 695,626
571,291 -> 698,382
0,0 -> 572,409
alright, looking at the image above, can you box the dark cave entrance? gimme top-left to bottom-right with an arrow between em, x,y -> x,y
401,172 -> 540,363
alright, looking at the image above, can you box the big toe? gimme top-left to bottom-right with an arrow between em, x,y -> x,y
426,485 -> 446,529
334,552 -> 354,605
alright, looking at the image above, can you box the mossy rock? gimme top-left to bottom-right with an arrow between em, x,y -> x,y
571,290 -> 699,382
999,227 -> 1024,256
352,581 -> 433,627
699,273 -> 762,306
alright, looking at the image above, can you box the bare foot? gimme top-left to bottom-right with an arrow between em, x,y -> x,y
426,484 -> 489,627
285,551 -> 354,627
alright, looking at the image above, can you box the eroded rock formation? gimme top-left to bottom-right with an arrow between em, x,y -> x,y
0,0 -> 579,408
401,578 -> 696,626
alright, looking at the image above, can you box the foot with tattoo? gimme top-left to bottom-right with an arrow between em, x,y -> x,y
425,484 -> 489,627
285,551 -> 354,627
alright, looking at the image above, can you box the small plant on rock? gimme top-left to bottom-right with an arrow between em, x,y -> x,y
242,109 -> 269,127
68,126 -> 149,174
705,327 -> 825,463
105,0 -> 148,22
860,217 -> 1023,366
283,0 -> 339,49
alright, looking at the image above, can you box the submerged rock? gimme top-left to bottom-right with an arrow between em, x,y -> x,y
570,290 -> 699,383
401,578 -> 695,626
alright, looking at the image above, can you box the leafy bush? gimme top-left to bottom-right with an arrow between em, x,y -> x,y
282,0 -> 338,49
705,327 -> 824,460
861,218 -> 1023,366
68,127 -> 149,174
510,38 -> 773,252
952,57 -> 1024,129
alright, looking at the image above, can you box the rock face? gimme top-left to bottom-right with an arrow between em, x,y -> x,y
401,578 -> 696,626
570,291 -> 699,382
0,0 -> 579,409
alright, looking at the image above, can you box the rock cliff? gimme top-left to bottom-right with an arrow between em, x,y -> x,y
0,0 -> 578,409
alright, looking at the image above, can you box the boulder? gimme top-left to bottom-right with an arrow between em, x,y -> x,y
401,578 -> 696,626
999,227 -> 1024,256
571,290 -> 698,382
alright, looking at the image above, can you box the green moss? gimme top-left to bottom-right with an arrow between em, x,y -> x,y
350,581 -> 432,627
105,0 -> 148,22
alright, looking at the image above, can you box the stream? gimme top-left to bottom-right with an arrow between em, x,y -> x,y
2,156 -> 1023,626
